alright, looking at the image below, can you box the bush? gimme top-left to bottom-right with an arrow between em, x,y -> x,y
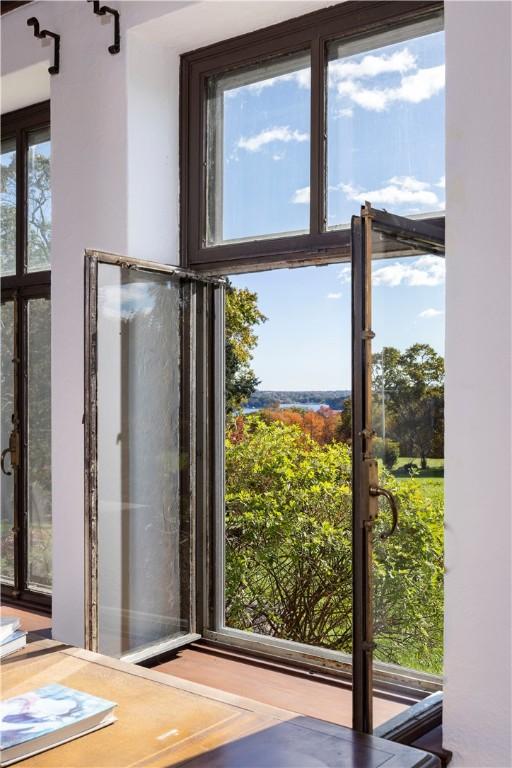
225,416 -> 444,673
373,437 -> 400,470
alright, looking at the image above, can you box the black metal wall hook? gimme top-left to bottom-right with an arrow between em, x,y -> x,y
88,0 -> 120,55
27,17 -> 60,75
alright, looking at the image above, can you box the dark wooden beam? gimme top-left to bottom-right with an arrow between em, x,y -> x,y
1,1 -> 31,15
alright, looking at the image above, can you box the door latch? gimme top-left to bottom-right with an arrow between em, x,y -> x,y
1,428 -> 20,476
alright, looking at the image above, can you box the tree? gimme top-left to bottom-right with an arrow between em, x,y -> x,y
225,280 -> 266,415
335,396 -> 352,444
373,344 -> 444,468
1,149 -> 16,273
260,405 -> 342,446
373,437 -> 400,470
1,141 -> 51,273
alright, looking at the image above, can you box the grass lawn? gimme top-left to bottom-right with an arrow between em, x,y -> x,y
392,456 -> 444,506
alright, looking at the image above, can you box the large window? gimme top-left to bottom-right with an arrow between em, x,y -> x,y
181,0 -> 444,270
177,0 -> 446,738
0,101 -> 51,611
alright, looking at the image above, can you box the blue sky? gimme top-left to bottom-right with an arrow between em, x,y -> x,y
232,257 -> 445,391
225,28 -> 445,391
219,30 -> 444,241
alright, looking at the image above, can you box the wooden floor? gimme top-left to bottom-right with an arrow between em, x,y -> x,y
152,643 -> 407,729
0,602 -> 52,637
0,604 -> 405,729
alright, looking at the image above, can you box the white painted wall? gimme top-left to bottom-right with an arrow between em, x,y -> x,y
444,2 -> 512,766
1,0 -> 333,646
2,0 -> 511,763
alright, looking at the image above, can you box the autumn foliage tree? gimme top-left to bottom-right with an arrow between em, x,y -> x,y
260,405 -> 342,445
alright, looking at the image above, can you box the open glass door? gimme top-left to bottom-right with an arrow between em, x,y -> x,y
84,251 -> 224,663
352,204 -> 445,733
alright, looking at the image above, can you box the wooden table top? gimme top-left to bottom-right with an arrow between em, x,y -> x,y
1,638 -> 440,768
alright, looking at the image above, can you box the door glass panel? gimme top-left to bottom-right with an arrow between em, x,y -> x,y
206,51 -> 311,245
96,263 -> 190,659
1,300 -> 15,585
27,127 -> 51,273
370,227 -> 445,725
327,19 -> 444,230
27,297 -> 52,592
1,138 -> 16,277
224,267 -> 354,646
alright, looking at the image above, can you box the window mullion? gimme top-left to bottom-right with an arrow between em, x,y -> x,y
14,127 -> 24,277
310,36 -> 325,236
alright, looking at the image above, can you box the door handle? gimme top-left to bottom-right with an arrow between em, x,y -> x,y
1,447 -> 12,476
369,485 -> 398,540
1,429 -> 20,476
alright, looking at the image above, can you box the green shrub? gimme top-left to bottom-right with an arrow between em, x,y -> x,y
225,416 -> 444,674
373,437 -> 400,470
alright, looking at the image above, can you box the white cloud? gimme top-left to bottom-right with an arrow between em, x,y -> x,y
333,107 -> 354,119
242,68 -> 311,94
419,307 -> 444,318
327,292 -> 342,300
291,186 -> 310,204
338,176 -> 440,208
337,258 -> 444,288
99,283 -> 156,320
329,49 -> 416,85
436,175 -> 446,189
238,126 -> 309,152
337,64 -> 445,112
388,176 -> 431,192
372,255 -> 445,287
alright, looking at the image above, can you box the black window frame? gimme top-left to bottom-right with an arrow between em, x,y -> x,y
1,99 -> 51,613
180,0 -> 444,273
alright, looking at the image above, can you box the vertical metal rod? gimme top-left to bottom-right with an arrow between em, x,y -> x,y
11,295 -> 21,597
212,283 -> 226,631
84,253 -> 99,652
351,207 -> 374,734
19,296 -> 29,598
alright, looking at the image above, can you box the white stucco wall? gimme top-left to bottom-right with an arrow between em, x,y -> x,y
1,1 -> 511,763
444,2 -> 512,766
1,0 -> 332,648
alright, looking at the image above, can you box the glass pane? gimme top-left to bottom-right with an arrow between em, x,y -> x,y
27,127 -> 51,273
206,51 -> 311,246
327,20 -> 444,230
27,297 -> 52,592
224,267 -> 355,691
1,138 -> 16,277
370,230 -> 445,724
1,301 -> 15,585
96,263 -> 189,658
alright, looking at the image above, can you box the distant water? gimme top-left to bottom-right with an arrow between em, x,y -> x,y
244,402 -> 329,414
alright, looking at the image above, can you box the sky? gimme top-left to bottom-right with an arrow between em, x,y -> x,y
232,256 -> 445,392
225,28 -> 445,391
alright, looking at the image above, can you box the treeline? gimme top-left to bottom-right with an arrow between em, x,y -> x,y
247,390 -> 350,411
230,405 -> 351,447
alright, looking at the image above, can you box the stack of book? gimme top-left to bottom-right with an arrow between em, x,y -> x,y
0,618 -> 26,660
0,684 -> 117,766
